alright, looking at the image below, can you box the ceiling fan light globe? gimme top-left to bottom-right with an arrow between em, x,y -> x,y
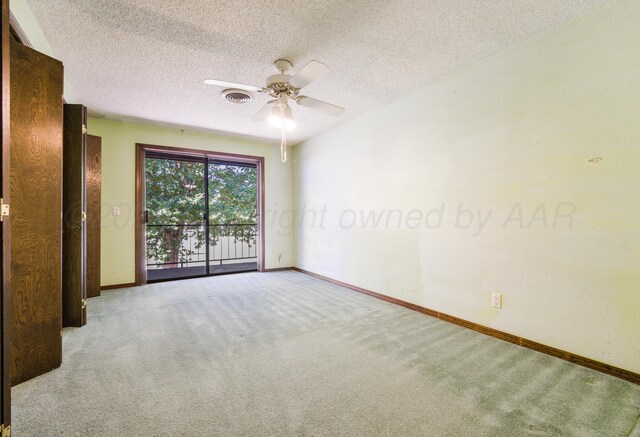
283,105 -> 293,120
267,115 -> 281,128
268,115 -> 295,131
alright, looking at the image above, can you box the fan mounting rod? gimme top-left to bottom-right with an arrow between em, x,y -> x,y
273,59 -> 293,74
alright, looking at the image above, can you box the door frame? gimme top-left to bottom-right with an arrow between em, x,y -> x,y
1,0 -> 10,432
135,143 -> 265,285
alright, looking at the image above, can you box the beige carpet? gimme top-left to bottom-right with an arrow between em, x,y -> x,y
12,271 -> 640,436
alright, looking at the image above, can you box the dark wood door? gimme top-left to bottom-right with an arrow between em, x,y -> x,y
86,134 -> 101,298
62,104 -> 87,327
10,40 -> 63,386
1,0 -> 11,432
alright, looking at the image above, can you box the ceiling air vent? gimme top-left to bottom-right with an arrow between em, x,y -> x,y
221,89 -> 253,104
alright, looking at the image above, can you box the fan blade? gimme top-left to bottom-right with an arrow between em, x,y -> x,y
204,79 -> 263,92
288,60 -> 330,89
296,96 -> 345,117
251,101 -> 276,121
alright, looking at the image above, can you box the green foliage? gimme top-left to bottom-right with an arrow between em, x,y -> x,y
146,158 -> 206,225
145,158 -> 257,267
208,163 -> 257,224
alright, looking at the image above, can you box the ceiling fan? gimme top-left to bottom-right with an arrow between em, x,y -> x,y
204,59 -> 345,162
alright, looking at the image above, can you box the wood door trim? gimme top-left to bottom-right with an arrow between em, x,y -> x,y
292,267 -> 640,385
1,0 -> 10,426
136,143 -> 265,165
135,144 -> 146,285
135,143 -> 266,285
100,282 -> 136,291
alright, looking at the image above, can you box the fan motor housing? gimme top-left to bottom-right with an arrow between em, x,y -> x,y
266,73 -> 291,87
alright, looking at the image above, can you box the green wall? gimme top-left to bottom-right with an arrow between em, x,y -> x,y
88,119 -> 293,286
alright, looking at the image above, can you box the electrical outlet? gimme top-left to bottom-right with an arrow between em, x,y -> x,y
491,292 -> 502,309
113,207 -> 121,216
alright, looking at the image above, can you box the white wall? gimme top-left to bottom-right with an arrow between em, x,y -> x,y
293,0 -> 640,373
88,118 -> 294,286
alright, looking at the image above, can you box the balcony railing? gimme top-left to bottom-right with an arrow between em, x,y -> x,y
145,223 -> 257,270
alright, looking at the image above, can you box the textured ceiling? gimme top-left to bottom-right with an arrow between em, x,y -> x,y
25,0 -> 610,143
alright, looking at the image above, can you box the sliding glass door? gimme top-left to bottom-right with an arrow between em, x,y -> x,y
145,155 -> 207,281
144,153 -> 258,282
208,161 -> 258,275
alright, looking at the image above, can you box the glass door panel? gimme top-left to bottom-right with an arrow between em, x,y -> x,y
208,162 -> 258,274
145,156 -> 206,281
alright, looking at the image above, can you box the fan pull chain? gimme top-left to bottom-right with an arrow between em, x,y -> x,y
280,106 -> 287,163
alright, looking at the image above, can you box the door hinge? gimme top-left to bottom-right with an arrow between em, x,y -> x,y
0,198 -> 9,222
1,424 -> 11,437
82,298 -> 87,309
82,124 -> 87,135
81,211 -> 87,221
